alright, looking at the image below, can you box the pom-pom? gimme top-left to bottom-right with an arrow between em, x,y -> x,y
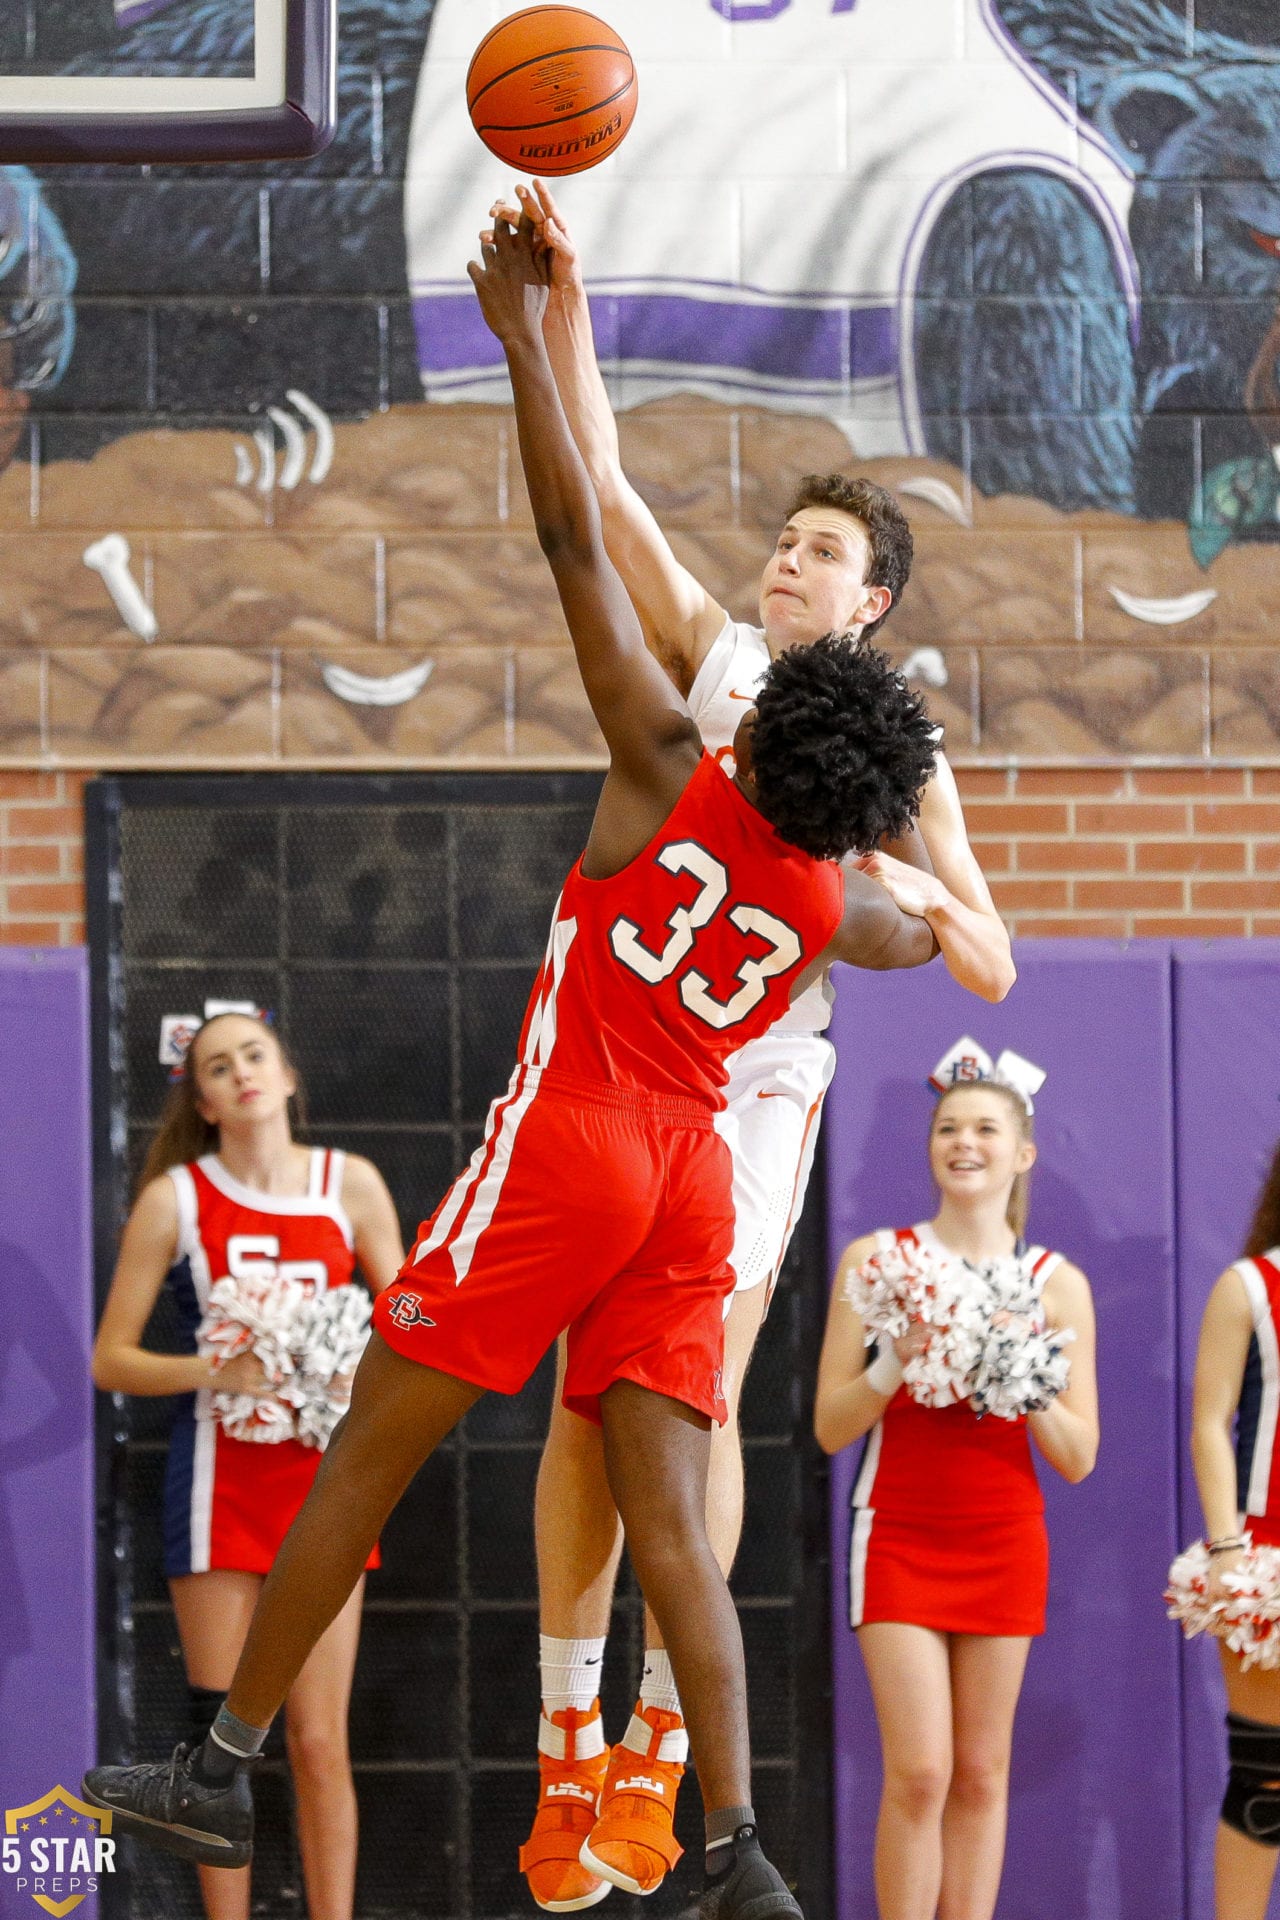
845,1242 -> 1072,1420
198,1275 -> 372,1450
844,1240 -> 984,1409
1166,1538 -> 1280,1671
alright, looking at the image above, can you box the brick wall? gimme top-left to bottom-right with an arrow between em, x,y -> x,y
8,763 -> 1276,948
0,771 -> 89,946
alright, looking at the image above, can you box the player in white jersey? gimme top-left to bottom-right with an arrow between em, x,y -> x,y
405,0 -> 1134,450
498,188 -> 1018,1909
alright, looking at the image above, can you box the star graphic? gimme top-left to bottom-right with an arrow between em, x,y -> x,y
39,1817 -> 47,1826
53,1806 -> 64,1817
70,1817 -> 79,1826
20,1821 -> 29,1831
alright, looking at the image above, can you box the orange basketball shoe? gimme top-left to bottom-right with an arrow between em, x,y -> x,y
579,1705 -> 687,1896
519,1704 -> 613,1913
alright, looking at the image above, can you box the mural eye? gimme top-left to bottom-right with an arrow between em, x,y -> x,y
1247,227 -> 1280,261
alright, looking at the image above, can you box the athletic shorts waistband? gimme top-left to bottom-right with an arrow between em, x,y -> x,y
530,1066 -> 717,1130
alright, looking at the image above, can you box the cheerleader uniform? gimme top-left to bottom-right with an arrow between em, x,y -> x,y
1232,1246 -> 1280,1552
849,1222 -> 1062,1638
162,1149 -> 380,1578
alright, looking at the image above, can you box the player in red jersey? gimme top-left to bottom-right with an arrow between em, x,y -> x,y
91,1010 -> 403,1920
86,211 -> 940,1920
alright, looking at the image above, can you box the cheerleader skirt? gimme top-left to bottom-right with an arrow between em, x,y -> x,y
849,1505 -> 1048,1638
164,1415 -> 381,1578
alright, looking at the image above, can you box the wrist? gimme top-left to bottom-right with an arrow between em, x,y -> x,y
864,1347 -> 905,1397
920,880 -> 956,925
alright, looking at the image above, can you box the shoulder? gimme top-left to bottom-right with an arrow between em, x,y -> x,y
339,1152 -> 392,1210
833,1230 -> 888,1282
1207,1261 -> 1257,1318
123,1171 -> 182,1254
1040,1257 -> 1093,1324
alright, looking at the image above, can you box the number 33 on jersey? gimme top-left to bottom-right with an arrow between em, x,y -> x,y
515,754 -> 844,1109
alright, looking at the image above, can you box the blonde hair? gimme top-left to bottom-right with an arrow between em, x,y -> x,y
930,1079 -> 1034,1238
138,1014 -> 306,1194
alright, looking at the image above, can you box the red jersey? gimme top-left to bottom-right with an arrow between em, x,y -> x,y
516,752 -> 845,1107
852,1225 -> 1063,1522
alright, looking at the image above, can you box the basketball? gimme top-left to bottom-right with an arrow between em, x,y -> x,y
466,7 -> 637,176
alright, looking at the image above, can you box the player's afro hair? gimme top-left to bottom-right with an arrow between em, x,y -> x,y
749,635 -> 936,860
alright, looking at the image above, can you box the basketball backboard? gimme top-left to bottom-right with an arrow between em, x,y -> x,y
0,0 -> 335,162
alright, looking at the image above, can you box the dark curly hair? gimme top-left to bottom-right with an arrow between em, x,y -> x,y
749,635 -> 936,860
785,474 -> 914,641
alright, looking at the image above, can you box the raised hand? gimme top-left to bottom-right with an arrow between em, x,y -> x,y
468,206 -> 551,343
486,178 -> 582,296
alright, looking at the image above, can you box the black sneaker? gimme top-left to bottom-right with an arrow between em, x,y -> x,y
700,1826 -> 802,1920
82,1744 -> 253,1869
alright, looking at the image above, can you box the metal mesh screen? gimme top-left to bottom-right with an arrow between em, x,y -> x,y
86,772 -> 831,1920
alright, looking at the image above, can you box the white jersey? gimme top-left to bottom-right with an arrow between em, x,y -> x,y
405,0 -> 1134,451
689,616 -> 833,1038
682,615 -> 836,1295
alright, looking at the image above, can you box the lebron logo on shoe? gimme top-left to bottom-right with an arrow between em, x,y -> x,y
386,1292 -> 436,1332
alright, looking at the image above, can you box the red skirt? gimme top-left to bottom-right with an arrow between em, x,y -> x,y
165,1421 -> 381,1578
850,1505 -> 1048,1638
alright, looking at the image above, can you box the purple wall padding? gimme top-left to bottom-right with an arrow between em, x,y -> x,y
825,942 -> 1181,1920
0,952 -> 96,1844
1174,944 -> 1280,1920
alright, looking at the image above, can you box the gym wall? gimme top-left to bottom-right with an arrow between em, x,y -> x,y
0,0 -> 1279,941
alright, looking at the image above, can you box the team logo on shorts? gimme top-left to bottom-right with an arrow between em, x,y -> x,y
386,1291 -> 436,1332
3,1786 -> 116,1916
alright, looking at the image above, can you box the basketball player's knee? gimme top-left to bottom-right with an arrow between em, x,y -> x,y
1223,1713 -> 1280,1846
624,1502 -> 712,1591
885,1755 -> 951,1821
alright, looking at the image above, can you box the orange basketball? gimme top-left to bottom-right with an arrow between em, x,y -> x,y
466,7 -> 636,177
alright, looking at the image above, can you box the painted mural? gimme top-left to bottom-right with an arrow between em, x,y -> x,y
1,0 -> 1278,765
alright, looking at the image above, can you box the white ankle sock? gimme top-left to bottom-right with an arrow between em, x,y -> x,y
639,1648 -> 682,1718
539,1634 -> 606,1716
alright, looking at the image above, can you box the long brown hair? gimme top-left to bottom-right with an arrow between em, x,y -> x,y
138,1014 -> 307,1194
1244,1140 -> 1280,1259
930,1079 -> 1035,1238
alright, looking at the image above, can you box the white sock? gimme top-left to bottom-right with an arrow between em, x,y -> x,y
540,1634 -> 606,1716
639,1648 -> 683,1719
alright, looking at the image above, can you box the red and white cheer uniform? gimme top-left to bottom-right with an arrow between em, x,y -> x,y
849,1222 -> 1062,1637
163,1148 -> 380,1578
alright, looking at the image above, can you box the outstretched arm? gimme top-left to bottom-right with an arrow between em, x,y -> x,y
820,865 -> 939,976
858,751 -> 1015,1001
490,181 -> 726,687
469,213 -> 699,814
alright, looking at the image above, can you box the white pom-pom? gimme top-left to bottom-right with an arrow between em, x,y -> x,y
292,1284 -> 373,1451
197,1274 -> 370,1450
1166,1538 -> 1280,1670
846,1242 -> 1072,1418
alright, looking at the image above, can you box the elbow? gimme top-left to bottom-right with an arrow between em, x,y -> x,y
813,1407 -> 843,1456
91,1345 -> 119,1393
1061,1433 -> 1100,1484
980,957 -> 1017,1004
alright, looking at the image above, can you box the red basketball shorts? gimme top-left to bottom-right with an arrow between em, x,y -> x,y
372,1067 -> 735,1424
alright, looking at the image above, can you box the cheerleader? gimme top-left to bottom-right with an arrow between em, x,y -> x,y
91,1011 -> 403,1920
1187,1138 -> 1280,1919
814,1047 -> 1097,1920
